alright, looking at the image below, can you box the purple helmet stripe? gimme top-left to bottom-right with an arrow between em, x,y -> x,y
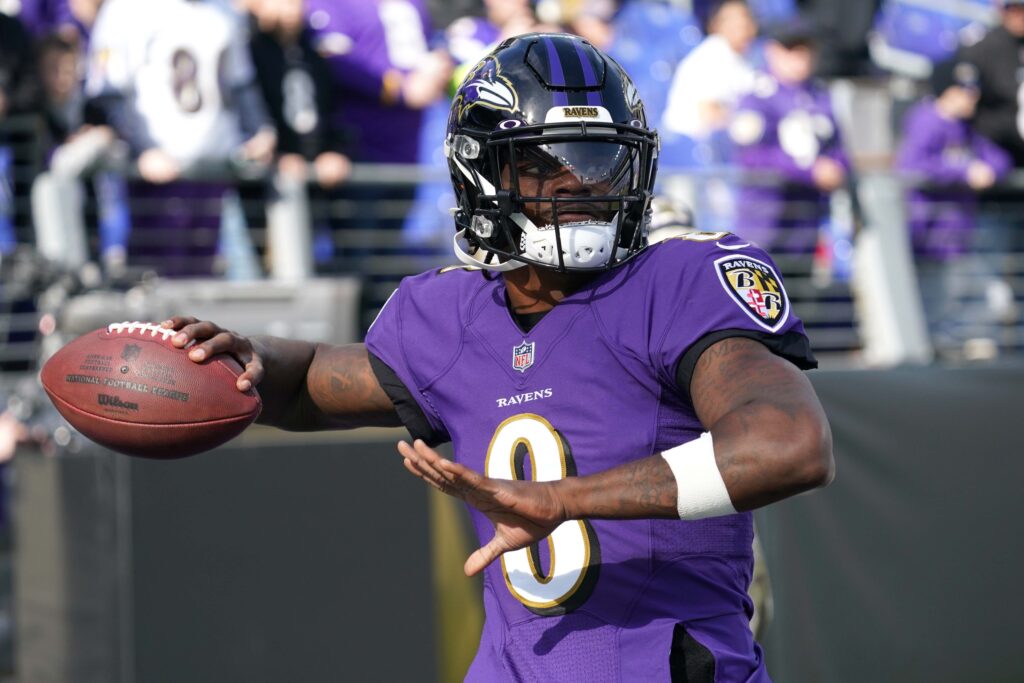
543,37 -> 569,106
573,41 -> 604,107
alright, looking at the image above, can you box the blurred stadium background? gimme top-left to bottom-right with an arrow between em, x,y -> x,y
1,0 -> 1023,681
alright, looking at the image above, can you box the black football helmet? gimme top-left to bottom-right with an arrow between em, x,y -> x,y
446,33 -> 659,272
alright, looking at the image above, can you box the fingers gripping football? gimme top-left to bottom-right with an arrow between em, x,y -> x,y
162,317 -> 264,392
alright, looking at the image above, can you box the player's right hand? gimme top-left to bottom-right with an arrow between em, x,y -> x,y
161,317 -> 264,392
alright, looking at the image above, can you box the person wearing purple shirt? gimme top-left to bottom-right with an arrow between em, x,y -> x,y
304,0 -> 443,164
896,58 -> 1012,353
896,59 -> 1012,259
166,34 -> 834,681
730,21 -> 849,254
303,0 -> 451,250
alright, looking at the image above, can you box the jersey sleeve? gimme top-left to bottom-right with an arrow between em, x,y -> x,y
364,280 -> 452,446
647,234 -> 817,398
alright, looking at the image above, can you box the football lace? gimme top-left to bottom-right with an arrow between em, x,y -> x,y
107,321 -> 177,340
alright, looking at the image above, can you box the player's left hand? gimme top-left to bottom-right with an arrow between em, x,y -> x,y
397,439 -> 567,576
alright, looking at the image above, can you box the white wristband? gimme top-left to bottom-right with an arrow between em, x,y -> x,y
660,432 -> 737,520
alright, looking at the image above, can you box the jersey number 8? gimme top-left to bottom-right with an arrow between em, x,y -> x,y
484,414 -> 601,616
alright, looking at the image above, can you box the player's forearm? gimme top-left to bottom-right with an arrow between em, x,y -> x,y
249,335 -> 319,428
554,398 -> 832,521
552,455 -> 679,520
254,339 -> 401,432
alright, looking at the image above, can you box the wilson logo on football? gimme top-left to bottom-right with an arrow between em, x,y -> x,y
714,254 -> 790,332
98,394 -> 139,411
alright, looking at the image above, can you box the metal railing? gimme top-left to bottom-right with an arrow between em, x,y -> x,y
6,116 -> 1024,374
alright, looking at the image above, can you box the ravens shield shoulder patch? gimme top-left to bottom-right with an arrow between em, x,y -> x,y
714,254 -> 789,332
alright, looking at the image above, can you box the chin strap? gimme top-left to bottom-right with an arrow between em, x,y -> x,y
453,229 -> 527,272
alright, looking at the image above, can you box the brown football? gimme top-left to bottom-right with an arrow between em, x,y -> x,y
40,321 -> 261,458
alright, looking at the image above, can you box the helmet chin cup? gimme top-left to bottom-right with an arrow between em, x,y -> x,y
520,220 -> 617,269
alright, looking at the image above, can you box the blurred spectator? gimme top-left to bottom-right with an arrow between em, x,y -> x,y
606,0 -> 703,128
957,0 -> 1024,167
402,0 -> 548,251
84,0 -> 275,277
896,58 -> 1013,351
897,59 -> 1012,259
33,18 -> 136,274
246,0 -> 351,267
248,0 -> 351,189
800,0 -> 881,78
729,20 -> 849,254
559,0 -> 616,49
0,10 -> 40,118
661,0 -> 758,149
0,12 -> 40,254
37,34 -> 88,145
304,0 -> 445,165
425,0 -> 480,35
304,0 -> 448,258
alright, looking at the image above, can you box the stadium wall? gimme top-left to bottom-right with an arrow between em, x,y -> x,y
12,364 -> 1024,682
759,363 -> 1024,682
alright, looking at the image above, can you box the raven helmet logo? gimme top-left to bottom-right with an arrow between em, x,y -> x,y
714,254 -> 790,332
459,58 -> 518,117
512,341 -> 535,372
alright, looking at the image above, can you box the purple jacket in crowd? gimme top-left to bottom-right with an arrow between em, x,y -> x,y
731,74 -> 850,254
304,0 -> 431,164
896,99 -> 1012,259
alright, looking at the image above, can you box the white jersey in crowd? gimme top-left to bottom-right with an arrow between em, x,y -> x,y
86,0 -> 254,165
660,34 -> 756,139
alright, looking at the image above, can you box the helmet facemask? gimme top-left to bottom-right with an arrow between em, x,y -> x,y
446,33 -> 660,272
450,121 -> 657,272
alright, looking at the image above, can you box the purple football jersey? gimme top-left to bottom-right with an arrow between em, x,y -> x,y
366,234 -> 812,681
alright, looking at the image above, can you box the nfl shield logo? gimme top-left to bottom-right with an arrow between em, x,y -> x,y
512,341 -> 535,372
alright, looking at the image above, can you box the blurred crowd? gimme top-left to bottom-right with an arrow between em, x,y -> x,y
0,1 -> 1022,665
0,0 -> 1021,334
0,1 -> 1020,676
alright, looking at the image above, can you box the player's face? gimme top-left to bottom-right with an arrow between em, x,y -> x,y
499,141 -> 637,227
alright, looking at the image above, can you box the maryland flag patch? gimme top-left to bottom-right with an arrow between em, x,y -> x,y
714,254 -> 790,332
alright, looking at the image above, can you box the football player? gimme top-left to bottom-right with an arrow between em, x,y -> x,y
168,33 -> 833,681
